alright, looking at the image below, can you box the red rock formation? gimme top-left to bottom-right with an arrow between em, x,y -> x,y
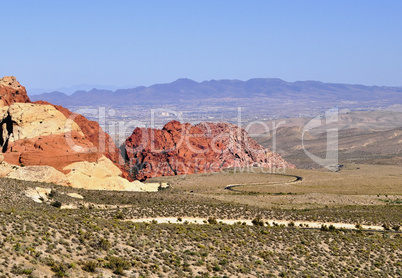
124,121 -> 226,180
197,122 -> 294,169
0,76 -> 293,184
34,100 -> 129,179
123,120 -> 294,180
0,76 -> 30,106
0,76 -> 128,178
5,132 -> 102,173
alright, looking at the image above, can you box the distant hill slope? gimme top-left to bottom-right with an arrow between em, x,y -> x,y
30,78 -> 402,106
253,110 -> 402,168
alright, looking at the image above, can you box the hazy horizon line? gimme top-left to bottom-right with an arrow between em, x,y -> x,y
26,77 -> 402,96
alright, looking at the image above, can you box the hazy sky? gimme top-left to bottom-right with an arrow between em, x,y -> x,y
1,0 -> 402,91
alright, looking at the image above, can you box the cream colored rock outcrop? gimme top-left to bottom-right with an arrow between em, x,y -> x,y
0,156 -> 165,192
63,156 -> 163,191
0,76 -> 21,89
6,165 -> 66,185
63,155 -> 122,179
0,103 -> 83,142
67,193 -> 84,199
0,161 -> 13,177
25,187 -> 47,203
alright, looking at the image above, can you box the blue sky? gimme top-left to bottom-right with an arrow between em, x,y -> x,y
1,0 -> 402,92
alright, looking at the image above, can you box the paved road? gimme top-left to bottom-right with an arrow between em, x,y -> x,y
224,173 -> 303,192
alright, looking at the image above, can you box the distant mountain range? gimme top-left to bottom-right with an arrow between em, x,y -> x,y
28,84 -> 137,95
29,78 -> 402,106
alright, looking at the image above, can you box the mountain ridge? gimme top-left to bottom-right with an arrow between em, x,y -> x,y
30,78 -> 402,106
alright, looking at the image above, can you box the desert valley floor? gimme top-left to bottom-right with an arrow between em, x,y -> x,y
0,164 -> 400,277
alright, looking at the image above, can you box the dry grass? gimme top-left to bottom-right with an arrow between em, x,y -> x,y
0,207 -> 400,277
149,164 -> 402,196
286,164 -> 402,195
147,164 -> 402,212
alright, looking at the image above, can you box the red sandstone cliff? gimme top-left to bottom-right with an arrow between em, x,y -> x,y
0,76 -> 126,177
34,100 -> 128,178
123,120 -> 295,180
0,76 -> 162,191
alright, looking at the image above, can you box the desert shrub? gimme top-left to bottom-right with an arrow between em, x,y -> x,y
10,265 -> 33,275
41,256 -> 55,267
207,217 -> 217,225
51,201 -> 62,208
49,189 -> 57,198
252,217 -> 264,226
96,238 -> 111,251
258,250 -> 274,261
104,256 -> 131,273
82,260 -> 98,272
51,262 -> 70,277
114,211 -> 125,220
288,221 -> 295,227
219,259 -> 228,265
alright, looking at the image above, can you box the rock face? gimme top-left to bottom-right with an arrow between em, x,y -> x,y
62,156 -> 139,190
34,100 -> 129,179
7,165 -> 67,186
1,103 -> 102,172
0,76 -> 30,106
0,76 -> 158,191
1,157 -> 165,192
123,120 -> 295,180
197,122 -> 293,168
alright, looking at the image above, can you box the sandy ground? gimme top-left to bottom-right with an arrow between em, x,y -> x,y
208,193 -> 401,209
127,217 -> 385,231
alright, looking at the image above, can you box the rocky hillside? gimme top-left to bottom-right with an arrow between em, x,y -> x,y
123,120 -> 294,180
0,76 -> 161,191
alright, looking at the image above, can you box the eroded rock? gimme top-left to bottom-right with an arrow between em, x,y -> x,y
0,76 -> 158,191
34,100 -> 129,179
0,159 -> 163,192
123,120 -> 295,180
0,76 -> 30,106
0,103 -> 102,172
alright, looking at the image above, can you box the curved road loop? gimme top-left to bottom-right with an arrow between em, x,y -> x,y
224,173 -> 303,192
